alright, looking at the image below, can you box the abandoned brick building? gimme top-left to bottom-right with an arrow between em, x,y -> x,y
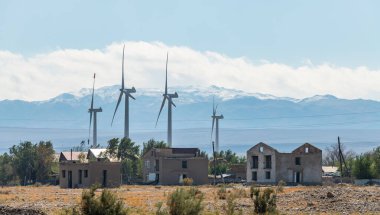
59,149 -> 121,188
142,148 -> 208,185
246,142 -> 322,184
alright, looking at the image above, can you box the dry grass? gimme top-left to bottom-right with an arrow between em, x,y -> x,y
0,184 -> 378,214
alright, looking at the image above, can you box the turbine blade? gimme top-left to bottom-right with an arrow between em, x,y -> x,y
128,94 -> 136,100
90,73 -> 96,110
111,92 -> 123,126
121,45 -> 125,90
155,98 -> 166,127
213,97 -> 216,116
170,100 -> 176,107
165,52 -> 168,95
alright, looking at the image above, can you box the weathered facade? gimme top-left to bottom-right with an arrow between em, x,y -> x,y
247,142 -> 322,185
59,149 -> 121,188
142,148 -> 208,185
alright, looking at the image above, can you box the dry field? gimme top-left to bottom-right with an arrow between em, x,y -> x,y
0,184 -> 379,214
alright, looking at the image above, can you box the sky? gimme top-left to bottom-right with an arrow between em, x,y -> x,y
1,0 -> 380,101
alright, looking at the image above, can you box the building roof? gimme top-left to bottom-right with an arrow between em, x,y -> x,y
247,142 -> 321,154
247,142 -> 279,153
143,147 -> 203,159
171,148 -> 199,154
322,166 -> 338,173
87,148 -> 120,162
87,148 -> 107,158
60,151 -> 87,162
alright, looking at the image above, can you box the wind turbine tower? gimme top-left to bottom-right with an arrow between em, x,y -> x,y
211,99 -> 223,153
111,45 -> 136,138
156,53 -> 178,147
88,73 -> 102,148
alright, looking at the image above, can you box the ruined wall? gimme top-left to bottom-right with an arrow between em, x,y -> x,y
246,143 -> 277,183
160,158 -> 208,185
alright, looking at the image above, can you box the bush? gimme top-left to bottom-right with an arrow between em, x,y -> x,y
224,193 -> 243,215
183,178 -> 193,186
61,185 -> 128,215
251,187 -> 277,214
249,183 -> 256,198
155,202 -> 168,215
217,186 -> 227,200
276,180 -> 286,193
167,187 -> 204,215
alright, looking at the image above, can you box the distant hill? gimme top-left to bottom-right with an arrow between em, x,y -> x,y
1,85 -> 380,130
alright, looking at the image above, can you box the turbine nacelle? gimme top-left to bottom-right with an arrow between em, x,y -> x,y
88,107 -> 103,113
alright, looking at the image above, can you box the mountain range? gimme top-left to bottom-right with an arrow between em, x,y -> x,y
1,85 -> 380,130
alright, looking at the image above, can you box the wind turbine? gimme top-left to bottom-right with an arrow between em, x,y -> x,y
211,98 -> 223,153
155,53 -> 178,147
111,45 -> 136,138
88,73 -> 102,148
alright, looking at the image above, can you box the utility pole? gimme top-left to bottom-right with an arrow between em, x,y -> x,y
338,137 -> 348,177
338,136 -> 343,178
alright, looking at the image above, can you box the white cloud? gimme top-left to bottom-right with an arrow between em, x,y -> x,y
1,41 -> 380,101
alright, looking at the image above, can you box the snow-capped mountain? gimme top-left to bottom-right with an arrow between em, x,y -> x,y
1,85 -> 380,130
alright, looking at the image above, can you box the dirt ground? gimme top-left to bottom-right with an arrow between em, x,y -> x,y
0,184 -> 379,214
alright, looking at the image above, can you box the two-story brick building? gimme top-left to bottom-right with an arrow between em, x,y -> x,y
142,148 -> 208,185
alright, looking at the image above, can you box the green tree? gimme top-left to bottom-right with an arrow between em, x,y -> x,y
353,153 -> 374,179
0,153 -> 15,185
106,138 -> 140,180
142,139 -> 168,156
9,141 -> 55,184
371,146 -> 380,178
106,138 -> 119,158
10,141 -> 37,184
35,141 -> 55,181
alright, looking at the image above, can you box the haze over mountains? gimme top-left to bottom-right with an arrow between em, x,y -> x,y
1,85 -> 380,130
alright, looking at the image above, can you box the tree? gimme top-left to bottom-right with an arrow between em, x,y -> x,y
9,141 -> 55,184
370,146 -> 380,178
0,153 -> 15,185
10,141 -> 37,184
106,138 -> 119,158
353,153 -> 374,179
323,141 -> 355,167
35,141 -> 55,181
106,138 -> 140,180
142,139 -> 168,156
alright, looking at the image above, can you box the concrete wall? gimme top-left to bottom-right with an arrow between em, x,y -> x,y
247,143 -> 277,183
247,143 -> 322,184
159,158 -> 208,185
59,161 -> 121,188
290,144 -> 322,184
142,148 -> 208,185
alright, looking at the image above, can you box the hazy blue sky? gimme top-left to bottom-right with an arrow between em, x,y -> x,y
1,0 -> 379,68
2,1 -> 380,101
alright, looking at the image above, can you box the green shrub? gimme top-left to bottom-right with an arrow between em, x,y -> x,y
251,187 -> 277,214
155,202 -> 169,215
33,182 -> 43,187
62,184 -> 128,215
217,186 -> 227,200
167,187 -> 204,215
276,180 -> 286,193
224,194 -> 243,215
232,187 -> 247,198
183,177 -> 193,186
249,183 -> 257,198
